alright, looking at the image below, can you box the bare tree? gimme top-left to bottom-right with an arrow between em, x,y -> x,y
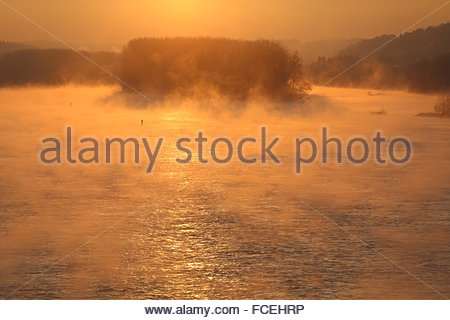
434,95 -> 450,115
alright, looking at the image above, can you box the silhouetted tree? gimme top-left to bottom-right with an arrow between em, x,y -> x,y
119,37 -> 310,102
434,95 -> 450,115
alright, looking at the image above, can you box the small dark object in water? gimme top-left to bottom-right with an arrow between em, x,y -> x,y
141,119 -> 144,126
370,107 -> 387,115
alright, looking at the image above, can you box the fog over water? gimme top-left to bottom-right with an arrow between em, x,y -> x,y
0,85 -> 448,299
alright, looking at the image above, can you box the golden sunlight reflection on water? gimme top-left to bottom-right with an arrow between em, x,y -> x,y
0,86 -> 448,299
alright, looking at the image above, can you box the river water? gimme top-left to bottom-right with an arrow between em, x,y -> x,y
0,86 -> 448,299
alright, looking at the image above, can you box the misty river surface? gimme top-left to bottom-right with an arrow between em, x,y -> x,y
0,86 -> 448,299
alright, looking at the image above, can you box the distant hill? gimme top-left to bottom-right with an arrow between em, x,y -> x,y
338,23 -> 450,65
306,22 -> 450,93
281,38 -> 361,64
0,41 -> 34,55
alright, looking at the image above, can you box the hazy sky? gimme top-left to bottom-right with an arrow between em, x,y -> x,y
0,0 -> 449,44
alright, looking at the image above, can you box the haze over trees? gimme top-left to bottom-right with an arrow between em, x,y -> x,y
119,37 -> 309,101
0,49 -> 118,86
280,38 -> 361,64
0,22 -> 448,96
306,23 -> 450,93
0,38 -> 309,102
0,41 -> 35,55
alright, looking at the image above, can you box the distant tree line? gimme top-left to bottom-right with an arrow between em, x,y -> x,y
0,49 -> 118,86
306,52 -> 450,93
3,23 -> 449,96
306,23 -> 450,93
0,38 -> 310,101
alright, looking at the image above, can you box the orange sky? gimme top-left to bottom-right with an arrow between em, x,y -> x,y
0,0 -> 449,44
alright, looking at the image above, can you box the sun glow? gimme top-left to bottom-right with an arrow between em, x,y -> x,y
160,0 -> 209,22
